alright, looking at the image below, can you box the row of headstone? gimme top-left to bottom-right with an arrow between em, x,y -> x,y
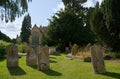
6,43 -> 50,70
26,45 -> 50,70
70,44 -> 106,73
6,43 -> 106,73
27,25 -> 50,70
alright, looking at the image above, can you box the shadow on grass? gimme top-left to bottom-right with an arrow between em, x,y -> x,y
7,66 -> 26,76
50,56 -> 56,59
28,65 -> 37,69
50,60 -> 57,63
100,71 -> 120,79
0,57 -> 6,61
41,69 -> 62,76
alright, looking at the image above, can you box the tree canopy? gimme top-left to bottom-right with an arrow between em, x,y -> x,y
0,0 -> 31,22
42,0 -> 95,51
90,0 -> 120,52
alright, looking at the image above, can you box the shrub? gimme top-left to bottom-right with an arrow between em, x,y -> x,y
109,52 -> 120,59
0,40 -> 10,58
18,43 -> 29,53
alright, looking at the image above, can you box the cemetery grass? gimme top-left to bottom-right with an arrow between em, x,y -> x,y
0,53 -> 120,79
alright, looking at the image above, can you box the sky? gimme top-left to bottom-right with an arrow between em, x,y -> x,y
0,0 -> 103,39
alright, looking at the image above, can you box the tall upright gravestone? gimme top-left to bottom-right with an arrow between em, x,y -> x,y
26,47 -> 37,66
6,44 -> 18,67
90,44 -> 106,73
38,45 -> 50,70
27,25 -> 41,66
27,25 -> 50,71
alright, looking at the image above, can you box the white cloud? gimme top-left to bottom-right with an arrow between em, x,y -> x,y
0,19 -> 22,39
96,0 -> 103,5
83,0 -> 95,7
52,2 -> 65,13
83,0 -> 103,7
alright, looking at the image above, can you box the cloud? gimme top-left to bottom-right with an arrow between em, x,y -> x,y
96,0 -> 103,5
83,0 -> 103,7
83,0 -> 95,7
52,2 -> 65,13
0,19 -> 22,39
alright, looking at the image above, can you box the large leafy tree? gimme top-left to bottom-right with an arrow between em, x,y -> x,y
43,0 -> 95,50
20,14 -> 31,43
0,0 -> 31,22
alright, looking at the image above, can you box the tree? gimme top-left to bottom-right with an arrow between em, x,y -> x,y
101,0 -> 120,52
20,14 -> 31,43
90,1 -> 120,52
43,0 -> 95,51
0,0 -> 31,22
90,2 -> 110,44
0,31 -> 11,42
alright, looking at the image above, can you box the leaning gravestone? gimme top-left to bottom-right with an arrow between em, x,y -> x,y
38,45 -> 50,70
6,44 -> 18,67
90,44 -> 106,73
26,47 -> 37,66
71,44 -> 79,56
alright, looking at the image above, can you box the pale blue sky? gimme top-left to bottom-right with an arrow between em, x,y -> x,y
0,0 -> 103,39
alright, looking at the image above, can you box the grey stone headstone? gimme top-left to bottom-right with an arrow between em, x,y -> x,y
26,47 -> 37,66
90,45 -> 106,73
38,45 -> 50,70
6,44 -> 18,67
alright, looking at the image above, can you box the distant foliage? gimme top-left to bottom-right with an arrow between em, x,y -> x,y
0,40 -> 10,58
0,31 -> 11,42
18,43 -> 29,53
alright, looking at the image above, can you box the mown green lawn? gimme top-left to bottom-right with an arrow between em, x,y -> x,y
0,53 -> 120,79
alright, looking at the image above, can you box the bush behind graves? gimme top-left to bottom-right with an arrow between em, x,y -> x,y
18,43 -> 29,53
0,40 -> 10,58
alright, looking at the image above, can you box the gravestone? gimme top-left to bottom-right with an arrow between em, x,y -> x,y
26,47 -> 37,66
90,44 -> 106,73
27,25 -> 42,66
49,47 -> 56,54
71,44 -> 79,56
38,45 -> 50,70
6,44 -> 18,67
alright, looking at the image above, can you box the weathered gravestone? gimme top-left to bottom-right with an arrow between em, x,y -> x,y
71,44 -> 79,56
27,25 -> 42,66
90,44 -> 106,73
6,44 -> 18,67
38,45 -> 50,70
26,47 -> 37,66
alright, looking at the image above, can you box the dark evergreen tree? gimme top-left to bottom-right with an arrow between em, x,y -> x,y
20,14 -> 31,43
90,1 -> 120,52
